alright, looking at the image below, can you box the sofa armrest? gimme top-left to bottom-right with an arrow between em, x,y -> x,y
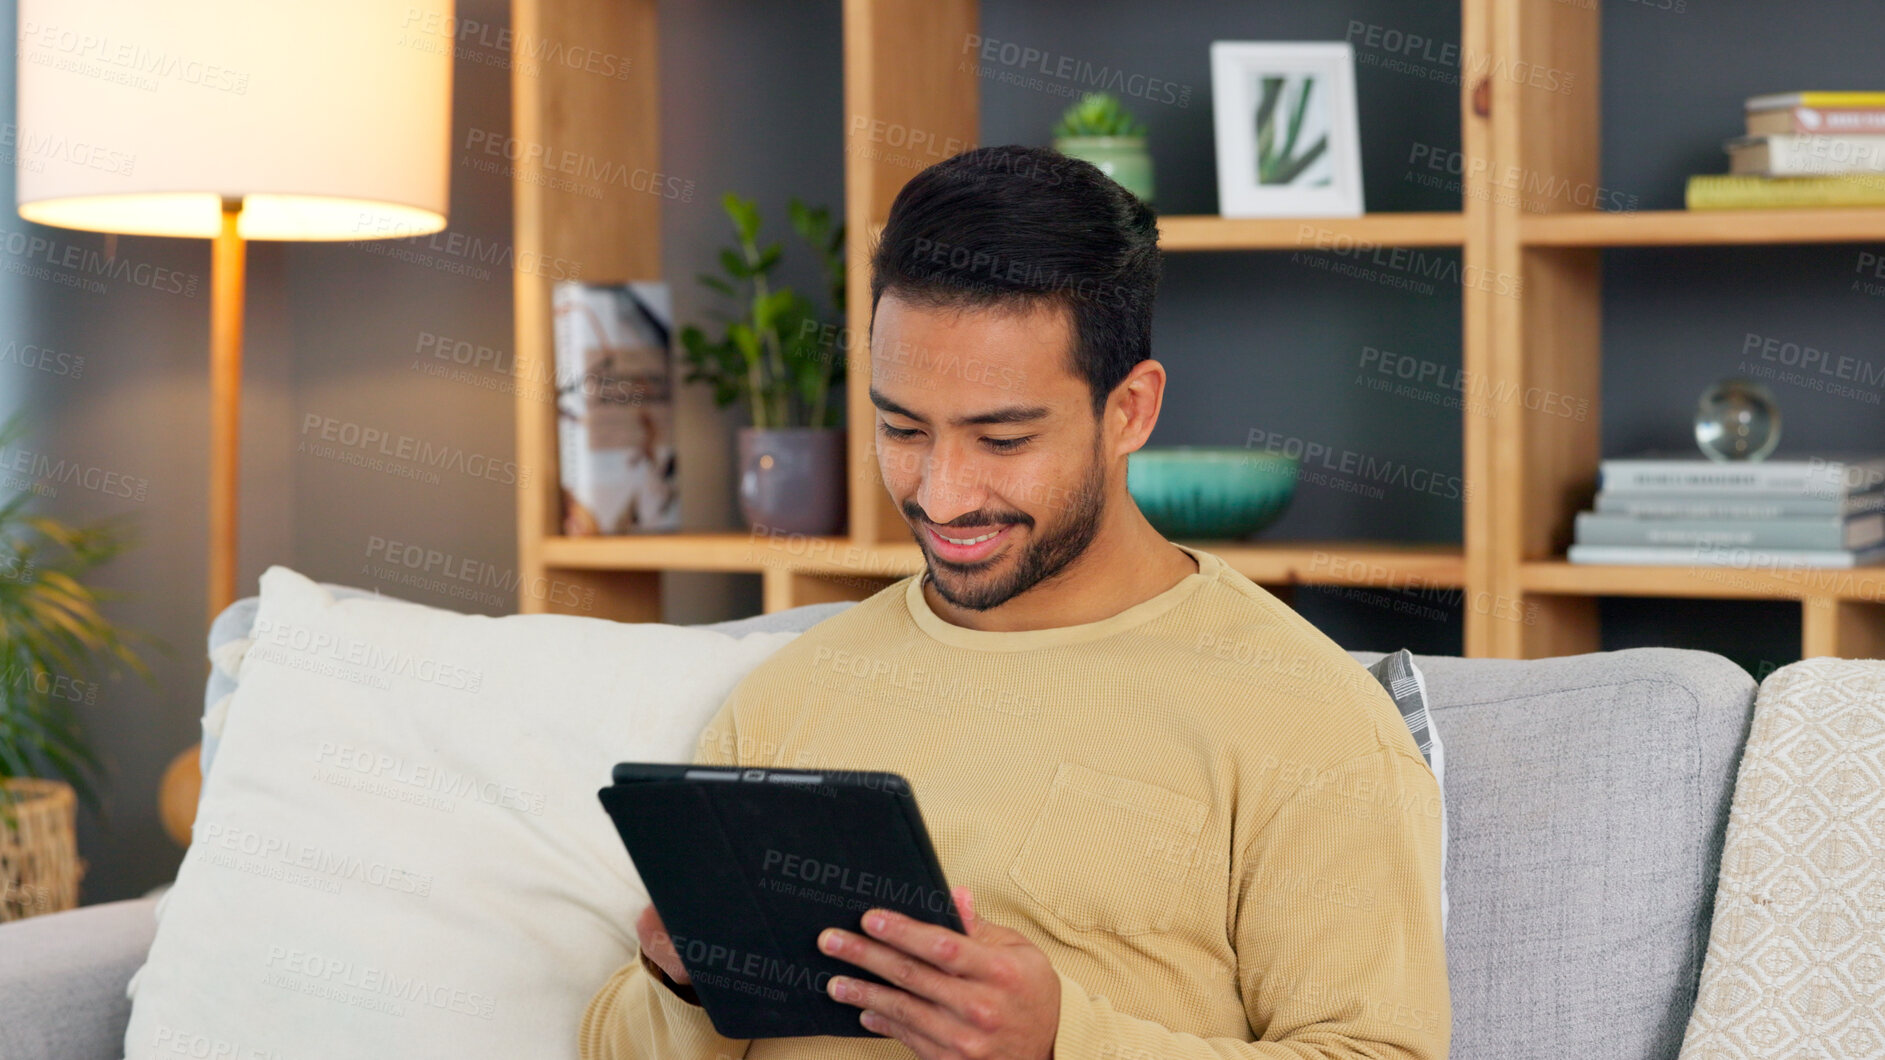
0,896 -> 159,1060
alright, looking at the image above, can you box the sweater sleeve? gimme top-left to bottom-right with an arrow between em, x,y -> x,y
1052,745 -> 1450,1060
577,692 -> 758,1060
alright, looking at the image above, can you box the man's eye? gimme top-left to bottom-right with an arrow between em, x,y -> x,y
877,423 -> 1031,451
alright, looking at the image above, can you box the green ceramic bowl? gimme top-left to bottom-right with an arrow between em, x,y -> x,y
1127,447 -> 1300,539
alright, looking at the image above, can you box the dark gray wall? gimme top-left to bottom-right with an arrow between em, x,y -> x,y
8,0 -> 1872,904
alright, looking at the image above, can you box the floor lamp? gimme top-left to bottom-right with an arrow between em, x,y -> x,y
15,0 -> 455,846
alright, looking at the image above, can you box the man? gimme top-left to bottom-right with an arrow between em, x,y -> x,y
580,144 -> 1449,1060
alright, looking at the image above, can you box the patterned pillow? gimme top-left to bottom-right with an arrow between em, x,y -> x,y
1365,649 -> 1449,935
1677,657 -> 1885,1059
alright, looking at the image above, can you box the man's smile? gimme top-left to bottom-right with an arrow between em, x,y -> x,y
923,522 -> 1015,563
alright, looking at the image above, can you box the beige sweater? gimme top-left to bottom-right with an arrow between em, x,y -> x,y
581,543 -> 1450,1059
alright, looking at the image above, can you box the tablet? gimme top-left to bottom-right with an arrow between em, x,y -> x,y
597,762 -> 963,1039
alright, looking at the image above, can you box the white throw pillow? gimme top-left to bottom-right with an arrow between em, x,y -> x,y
123,566 -> 801,1059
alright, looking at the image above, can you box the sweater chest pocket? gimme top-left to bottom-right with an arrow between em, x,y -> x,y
1007,762 -> 1210,936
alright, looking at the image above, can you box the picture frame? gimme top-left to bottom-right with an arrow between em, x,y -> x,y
1210,41 -> 1365,217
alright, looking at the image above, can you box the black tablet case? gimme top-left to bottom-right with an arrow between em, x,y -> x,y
597,763 -> 963,1039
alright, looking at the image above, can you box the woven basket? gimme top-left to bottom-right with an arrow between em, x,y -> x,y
1,778 -> 85,921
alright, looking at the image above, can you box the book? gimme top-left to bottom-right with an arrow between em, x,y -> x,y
1687,173 -> 1885,209
1598,452 -> 1885,496
1573,511 -> 1885,550
1594,488 -> 1885,519
1746,92 -> 1885,112
1727,135 -> 1885,176
1747,107 -> 1885,137
551,281 -> 681,535
1567,542 -> 1885,568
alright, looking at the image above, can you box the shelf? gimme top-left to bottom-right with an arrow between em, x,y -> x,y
1157,213 -> 1465,251
1208,540 -> 1465,587
543,534 -> 922,577
540,533 -> 1464,588
1521,559 -> 1885,601
1520,207 -> 1885,247
866,214 -> 1466,254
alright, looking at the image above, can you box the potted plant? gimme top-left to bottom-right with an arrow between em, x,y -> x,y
1052,92 -> 1154,204
680,193 -> 848,536
0,413 -> 150,921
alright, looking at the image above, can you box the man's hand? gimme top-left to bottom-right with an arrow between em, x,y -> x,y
820,886 -> 1059,1059
635,903 -> 691,986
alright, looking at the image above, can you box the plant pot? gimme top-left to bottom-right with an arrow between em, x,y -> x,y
1053,135 -> 1154,204
738,427 -> 847,536
1,777 -> 84,922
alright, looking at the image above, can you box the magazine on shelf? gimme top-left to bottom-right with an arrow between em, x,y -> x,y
1597,452 -> 1885,496
1567,542 -> 1885,568
1573,511 -> 1885,551
551,281 -> 680,535
1593,488 -> 1885,519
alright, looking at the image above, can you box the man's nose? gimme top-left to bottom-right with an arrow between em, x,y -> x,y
916,441 -> 992,527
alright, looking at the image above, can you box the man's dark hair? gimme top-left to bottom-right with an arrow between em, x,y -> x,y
868,144 -> 1162,418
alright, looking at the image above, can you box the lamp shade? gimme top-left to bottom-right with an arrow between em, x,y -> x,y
16,0 -> 453,241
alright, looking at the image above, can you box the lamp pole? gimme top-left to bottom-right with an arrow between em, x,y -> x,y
159,199 -> 246,845
208,200 -> 244,616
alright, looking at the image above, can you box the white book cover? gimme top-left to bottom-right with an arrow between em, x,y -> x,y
552,282 -> 680,534
1727,134 -> 1885,175
1594,488 -> 1885,519
1567,542 -> 1885,568
1573,512 -> 1885,551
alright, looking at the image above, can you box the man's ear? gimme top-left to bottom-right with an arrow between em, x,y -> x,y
1107,359 -> 1167,458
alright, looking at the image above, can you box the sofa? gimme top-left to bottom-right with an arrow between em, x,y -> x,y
0,587 -> 1806,1059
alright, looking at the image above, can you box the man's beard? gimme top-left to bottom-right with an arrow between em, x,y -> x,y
909,437 -> 1108,613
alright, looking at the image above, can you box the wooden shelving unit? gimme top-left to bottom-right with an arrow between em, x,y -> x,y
1158,212 -> 1465,251
1481,1 -> 1885,661
509,0 -> 1884,662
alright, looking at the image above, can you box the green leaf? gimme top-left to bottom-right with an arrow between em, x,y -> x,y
1270,135 -> 1329,185
1055,92 -> 1145,138
1281,77 -> 1314,168
723,193 -> 760,246
730,323 -> 761,364
0,405 -> 150,810
752,290 -> 780,334
788,199 -> 814,240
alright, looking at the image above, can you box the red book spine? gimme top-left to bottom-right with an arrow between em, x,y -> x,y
1786,108 -> 1885,133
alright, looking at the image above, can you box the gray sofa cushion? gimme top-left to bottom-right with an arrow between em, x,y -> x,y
0,897 -> 159,1060
1349,646 -> 1757,1060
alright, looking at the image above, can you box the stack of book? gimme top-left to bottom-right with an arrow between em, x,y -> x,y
1568,452 -> 1885,567
1688,92 -> 1885,209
